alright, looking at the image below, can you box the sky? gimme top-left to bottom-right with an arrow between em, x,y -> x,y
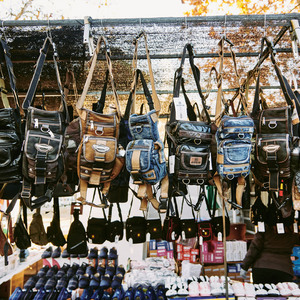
0,0 -> 192,20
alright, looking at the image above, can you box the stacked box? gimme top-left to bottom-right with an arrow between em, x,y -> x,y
199,240 -> 224,264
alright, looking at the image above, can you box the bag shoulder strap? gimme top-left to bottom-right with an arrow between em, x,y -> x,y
94,69 -> 109,113
0,39 -> 20,109
76,36 -> 121,118
171,43 -> 211,123
108,202 -> 123,223
132,31 -> 160,114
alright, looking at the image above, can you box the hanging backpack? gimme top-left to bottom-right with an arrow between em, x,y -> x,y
67,208 -> 88,256
213,37 -> 254,208
251,37 -> 298,192
21,37 -> 69,209
165,43 -> 212,191
76,36 -> 123,203
125,32 -> 168,213
0,39 -> 22,184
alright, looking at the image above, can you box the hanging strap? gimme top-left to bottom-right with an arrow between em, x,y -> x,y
76,35 -> 121,118
252,37 -> 295,117
166,189 -> 180,218
88,188 -> 107,219
170,43 -> 211,123
211,187 -> 229,219
0,39 -> 20,110
108,202 -> 123,223
179,192 -> 196,220
22,37 -> 68,122
94,69 -> 109,113
131,31 -> 160,114
64,68 -> 79,103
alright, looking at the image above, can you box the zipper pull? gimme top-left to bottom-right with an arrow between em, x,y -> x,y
90,120 -> 94,130
262,117 -> 265,126
34,118 -> 39,129
48,128 -> 55,138
84,136 -> 89,143
258,138 -> 261,146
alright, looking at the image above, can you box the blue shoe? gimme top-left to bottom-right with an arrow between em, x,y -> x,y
51,247 -> 61,258
91,288 -> 103,300
124,288 -> 134,300
100,274 -> 111,289
78,274 -> 90,289
57,287 -> 71,300
44,276 -> 57,291
80,287 -> 93,300
145,286 -> 156,300
86,265 -> 96,276
156,285 -> 166,300
99,247 -> 108,259
67,275 -> 78,290
112,287 -> 124,300
37,265 -> 50,277
134,286 -> 145,300
41,247 -> 53,259
97,264 -> 106,276
35,276 -> 47,290
116,265 -> 125,277
56,274 -> 69,290
102,291 -> 111,300
111,274 -> 123,290
88,247 -> 98,260
89,273 -> 100,289
33,287 -> 46,300
56,263 -> 70,279
61,248 -> 70,258
24,275 -> 39,290
105,266 -> 115,278
9,287 -> 23,300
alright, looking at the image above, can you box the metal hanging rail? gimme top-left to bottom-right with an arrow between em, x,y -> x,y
1,13 -> 299,27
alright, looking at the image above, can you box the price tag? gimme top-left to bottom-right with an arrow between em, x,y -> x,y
277,223 -> 285,234
169,155 -> 175,174
114,235 -> 119,244
217,232 -> 222,241
199,236 -> 203,246
181,231 -> 186,241
171,231 -> 176,241
258,221 -> 265,232
294,222 -> 299,233
255,225 -> 258,233
173,96 -> 188,120
146,233 -> 151,242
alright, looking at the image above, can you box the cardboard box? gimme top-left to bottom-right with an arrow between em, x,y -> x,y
177,252 -> 183,261
183,251 -> 191,261
167,251 -> 174,259
183,245 -> 191,252
167,242 -> 174,251
177,244 -> 183,253
157,249 -> 167,257
190,254 -> 197,263
149,240 -> 157,250
190,248 -> 199,255
149,250 -> 157,257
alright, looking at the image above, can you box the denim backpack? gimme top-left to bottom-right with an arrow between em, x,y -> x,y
76,36 -> 123,204
213,37 -> 254,207
166,44 -> 212,192
125,32 -> 168,213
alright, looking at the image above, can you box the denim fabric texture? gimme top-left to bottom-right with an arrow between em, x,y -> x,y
126,139 -> 167,184
216,115 -> 254,179
129,110 -> 160,141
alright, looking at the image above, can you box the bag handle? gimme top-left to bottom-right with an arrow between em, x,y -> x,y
211,188 -> 229,219
22,37 -> 68,121
88,188 -> 107,220
94,69 -> 109,113
108,202 -> 123,223
76,35 -> 121,118
131,31 -> 160,114
165,190 -> 180,218
64,68 -> 79,103
0,39 -> 20,110
171,44 -> 211,123
180,193 -> 196,220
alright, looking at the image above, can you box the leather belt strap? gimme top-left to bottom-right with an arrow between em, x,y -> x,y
0,78 -> 9,108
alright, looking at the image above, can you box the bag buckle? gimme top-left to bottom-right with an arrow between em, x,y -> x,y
268,120 -> 277,129
238,133 -> 245,139
226,174 -> 235,180
197,179 -> 205,185
182,178 -> 190,185
194,139 -> 202,145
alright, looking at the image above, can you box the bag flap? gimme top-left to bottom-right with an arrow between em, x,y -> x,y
82,136 -> 117,163
24,130 -> 63,162
178,145 -> 209,171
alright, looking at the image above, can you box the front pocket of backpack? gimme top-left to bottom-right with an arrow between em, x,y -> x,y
222,140 -> 252,165
177,144 -> 209,171
256,134 -> 290,165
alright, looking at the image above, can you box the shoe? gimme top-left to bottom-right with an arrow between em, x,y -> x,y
45,265 -> 58,278
99,247 -> 108,259
9,287 -> 23,300
112,287 -> 124,300
102,291 -> 112,300
56,263 -> 70,279
86,265 -> 96,276
124,287 -> 134,300
67,263 -> 79,278
61,248 -> 70,258
33,287 -> 46,300
37,265 -> 50,277
24,275 -> 39,290
100,274 -> 112,289
108,247 -> 118,260
57,287 -> 71,300
35,276 -> 47,290
146,286 -> 156,300
44,276 -> 57,290
88,247 -> 98,260
134,286 -> 145,300
52,247 -> 61,258
90,273 -> 101,289
116,265 -> 125,277
80,288 -> 93,299
111,274 -> 123,289
78,274 -> 90,289
76,262 -> 88,276
90,288 -> 103,300
41,247 -> 53,259
97,264 -> 106,276
56,274 -> 69,290
67,275 -> 78,290
105,265 -> 115,278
